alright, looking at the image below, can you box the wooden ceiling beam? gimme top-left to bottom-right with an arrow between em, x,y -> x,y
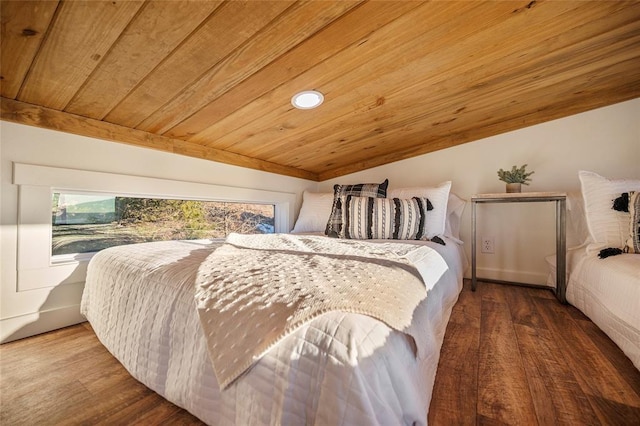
0,97 -> 318,182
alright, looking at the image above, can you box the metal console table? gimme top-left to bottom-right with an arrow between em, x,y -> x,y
471,192 -> 567,304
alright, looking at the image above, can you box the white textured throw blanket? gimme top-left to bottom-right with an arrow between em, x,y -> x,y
195,233 -> 448,389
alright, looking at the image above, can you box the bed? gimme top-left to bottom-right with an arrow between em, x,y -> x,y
548,171 -> 640,370
80,182 -> 467,425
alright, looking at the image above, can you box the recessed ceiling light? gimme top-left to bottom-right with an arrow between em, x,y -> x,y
291,90 -> 324,109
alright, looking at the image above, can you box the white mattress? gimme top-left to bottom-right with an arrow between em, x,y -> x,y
81,236 -> 465,425
565,248 -> 640,370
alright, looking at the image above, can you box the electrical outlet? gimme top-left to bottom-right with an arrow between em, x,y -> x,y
481,236 -> 495,254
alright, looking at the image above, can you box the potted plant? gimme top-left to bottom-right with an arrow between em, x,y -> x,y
497,164 -> 534,193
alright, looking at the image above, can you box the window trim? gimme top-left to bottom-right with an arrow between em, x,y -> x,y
14,163 -> 295,291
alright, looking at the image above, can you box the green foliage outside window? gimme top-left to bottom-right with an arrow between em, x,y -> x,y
52,193 -> 274,256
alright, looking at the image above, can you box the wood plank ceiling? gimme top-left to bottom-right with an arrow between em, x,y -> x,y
2,0 -> 640,182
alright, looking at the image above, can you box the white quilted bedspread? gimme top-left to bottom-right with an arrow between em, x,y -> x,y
81,236 -> 465,425
196,233 -> 448,389
566,250 -> 640,370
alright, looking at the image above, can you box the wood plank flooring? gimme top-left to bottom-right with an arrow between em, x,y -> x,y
1,280 -> 639,425
429,281 -> 640,425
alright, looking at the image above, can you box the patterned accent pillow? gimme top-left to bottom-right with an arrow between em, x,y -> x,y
325,179 -> 389,238
341,196 -> 433,240
598,191 -> 640,258
625,191 -> 640,253
579,171 -> 640,253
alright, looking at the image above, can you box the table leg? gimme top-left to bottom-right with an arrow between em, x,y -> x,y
472,201 -> 477,291
556,198 -> 567,304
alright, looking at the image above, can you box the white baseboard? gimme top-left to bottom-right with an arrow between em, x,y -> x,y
0,304 -> 85,344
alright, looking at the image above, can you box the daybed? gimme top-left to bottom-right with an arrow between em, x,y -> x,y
549,171 -> 640,370
81,181 -> 467,425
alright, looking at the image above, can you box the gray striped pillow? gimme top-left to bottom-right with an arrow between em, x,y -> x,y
341,195 -> 433,240
325,179 -> 389,238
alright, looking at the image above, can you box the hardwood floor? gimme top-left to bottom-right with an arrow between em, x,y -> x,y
1,280 -> 639,425
0,322 -> 204,425
429,281 -> 640,425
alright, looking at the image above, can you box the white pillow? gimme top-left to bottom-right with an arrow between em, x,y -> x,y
579,170 -> 640,252
388,181 -> 452,239
444,193 -> 466,241
291,191 -> 333,233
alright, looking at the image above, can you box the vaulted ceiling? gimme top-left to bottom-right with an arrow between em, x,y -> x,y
2,0 -> 640,181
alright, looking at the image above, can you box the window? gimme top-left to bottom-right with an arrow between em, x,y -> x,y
52,192 -> 275,256
14,163 -> 293,291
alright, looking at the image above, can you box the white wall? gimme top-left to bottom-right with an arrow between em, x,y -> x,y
319,98 -> 640,285
0,122 -> 316,343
